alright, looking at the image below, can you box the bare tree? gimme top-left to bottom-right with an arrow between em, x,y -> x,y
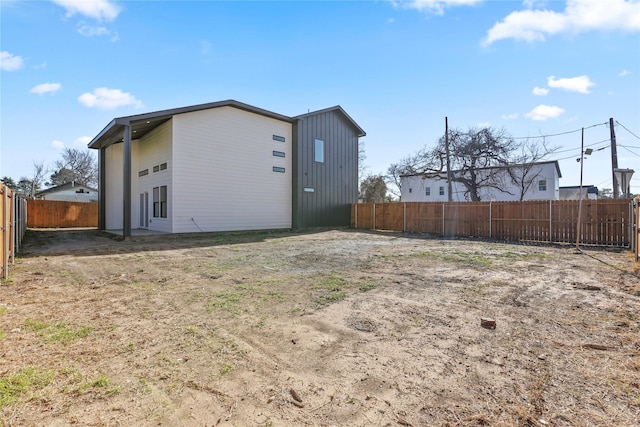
504,138 -> 559,200
51,148 -> 98,187
387,146 -> 445,197
387,127 -> 557,202
30,161 -> 47,199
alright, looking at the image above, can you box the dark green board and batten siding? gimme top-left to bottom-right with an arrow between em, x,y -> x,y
292,108 -> 362,228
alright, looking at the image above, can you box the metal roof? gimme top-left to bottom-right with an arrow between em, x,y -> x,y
88,100 -> 365,149
294,105 -> 366,137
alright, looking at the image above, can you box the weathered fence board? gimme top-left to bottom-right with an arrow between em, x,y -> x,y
352,199 -> 631,247
1,184 -> 27,280
27,200 -> 98,228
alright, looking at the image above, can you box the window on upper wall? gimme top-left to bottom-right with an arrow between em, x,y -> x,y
273,135 -> 285,142
153,185 -> 167,218
314,138 -> 324,163
439,186 -> 445,196
539,179 -> 547,191
409,188 -> 412,193
425,187 -> 431,196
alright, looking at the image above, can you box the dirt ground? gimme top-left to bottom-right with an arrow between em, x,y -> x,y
1,228 -> 639,427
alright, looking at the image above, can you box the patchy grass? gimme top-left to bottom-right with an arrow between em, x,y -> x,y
0,367 -> 54,408
358,281 -> 380,292
314,276 -> 349,306
206,291 -> 243,314
23,319 -> 92,345
410,250 -> 493,266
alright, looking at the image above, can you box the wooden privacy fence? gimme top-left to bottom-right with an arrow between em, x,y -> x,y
634,197 -> 640,260
352,200 -> 632,247
1,184 -> 27,279
27,200 -> 98,228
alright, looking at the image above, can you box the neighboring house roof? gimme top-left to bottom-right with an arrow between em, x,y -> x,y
35,181 -> 97,197
88,99 -> 366,150
400,160 -> 562,179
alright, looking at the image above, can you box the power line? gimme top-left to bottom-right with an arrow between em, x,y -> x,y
615,120 -> 640,141
510,121 -> 608,140
617,144 -> 640,158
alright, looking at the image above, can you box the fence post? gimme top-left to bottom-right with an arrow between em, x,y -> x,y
403,203 -> 406,232
373,203 -> 376,231
9,192 -> 14,265
489,201 -> 492,239
442,203 -> 445,237
549,200 -> 552,243
3,187 -> 8,280
354,203 -> 358,229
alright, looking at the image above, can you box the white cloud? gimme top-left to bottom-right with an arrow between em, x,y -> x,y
51,136 -> 92,150
73,136 -> 92,147
51,0 -> 121,22
501,113 -> 519,120
52,140 -> 66,149
77,22 -> 111,37
30,82 -> 62,95
78,87 -> 143,109
393,0 -> 482,15
0,51 -> 24,71
525,104 -> 565,121
619,69 -> 632,77
532,86 -> 549,96
483,0 -> 640,45
477,121 -> 491,128
547,75 -> 595,93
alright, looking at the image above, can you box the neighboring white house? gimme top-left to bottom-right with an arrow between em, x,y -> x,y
35,181 -> 98,203
88,100 -> 365,236
400,161 -> 562,202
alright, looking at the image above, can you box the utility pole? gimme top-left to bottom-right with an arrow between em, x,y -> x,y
445,117 -> 453,202
610,117 -> 620,198
576,128 -> 585,252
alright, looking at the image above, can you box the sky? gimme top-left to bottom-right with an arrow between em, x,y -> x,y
1,0 -> 639,195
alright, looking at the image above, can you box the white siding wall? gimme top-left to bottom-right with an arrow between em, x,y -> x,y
401,163 -> 560,202
104,143 -> 123,230
135,121 -> 173,233
172,107 -> 292,232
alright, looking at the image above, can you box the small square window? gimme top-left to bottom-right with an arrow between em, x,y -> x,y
138,169 -> 149,177
538,179 -> 547,191
409,188 -> 412,193
160,162 -> 167,170
439,186 -> 445,196
425,187 -> 431,196
153,165 -> 160,173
